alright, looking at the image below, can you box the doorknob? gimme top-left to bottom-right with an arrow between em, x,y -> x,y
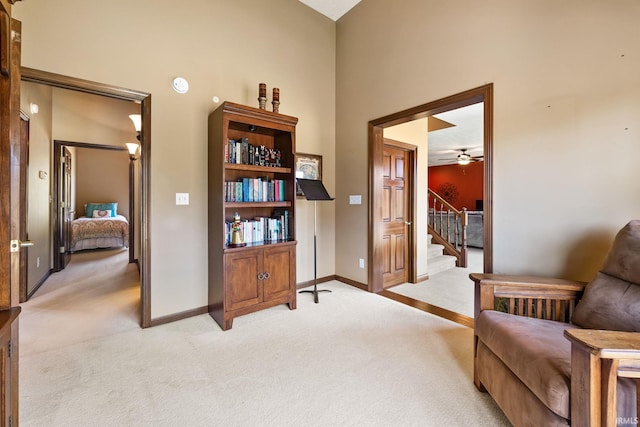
405,221 -> 412,226
10,239 -> 34,253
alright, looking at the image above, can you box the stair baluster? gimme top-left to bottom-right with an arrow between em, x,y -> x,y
427,189 -> 468,268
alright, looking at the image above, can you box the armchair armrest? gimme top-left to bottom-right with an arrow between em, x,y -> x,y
565,329 -> 640,426
470,273 -> 587,321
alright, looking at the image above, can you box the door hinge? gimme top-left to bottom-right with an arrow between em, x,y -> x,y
8,414 -> 12,427
59,246 -> 65,254
8,340 -> 12,358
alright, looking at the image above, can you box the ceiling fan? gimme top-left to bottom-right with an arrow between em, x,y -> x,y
439,148 -> 484,165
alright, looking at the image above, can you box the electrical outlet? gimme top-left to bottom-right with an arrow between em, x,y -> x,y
359,258 -> 365,269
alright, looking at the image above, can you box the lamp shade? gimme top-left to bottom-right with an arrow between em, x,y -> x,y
126,142 -> 140,156
129,114 -> 142,132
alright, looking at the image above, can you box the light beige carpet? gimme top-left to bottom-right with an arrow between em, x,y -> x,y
389,248 -> 484,318
19,248 -> 509,426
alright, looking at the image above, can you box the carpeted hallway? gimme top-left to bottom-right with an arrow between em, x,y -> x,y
19,248 -> 509,426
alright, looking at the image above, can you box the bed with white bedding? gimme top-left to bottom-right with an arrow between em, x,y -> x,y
70,203 -> 129,252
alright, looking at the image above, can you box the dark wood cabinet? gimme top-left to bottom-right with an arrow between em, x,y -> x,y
223,243 -> 296,327
208,102 -> 298,330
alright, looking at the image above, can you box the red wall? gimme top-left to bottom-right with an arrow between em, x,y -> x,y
428,161 -> 483,211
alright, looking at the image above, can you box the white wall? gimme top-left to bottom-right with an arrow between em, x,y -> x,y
74,148 -> 129,219
336,0 -> 640,283
20,82 -> 52,293
14,0 -> 337,319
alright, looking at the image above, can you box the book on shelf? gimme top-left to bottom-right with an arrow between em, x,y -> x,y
239,138 -> 249,164
225,177 -> 286,203
224,210 -> 290,246
225,138 -> 283,167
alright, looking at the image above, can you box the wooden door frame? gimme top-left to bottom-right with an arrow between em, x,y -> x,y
368,84 -> 494,294
21,67 -> 153,328
17,112 -> 28,302
382,138 -> 417,288
7,15 -> 20,309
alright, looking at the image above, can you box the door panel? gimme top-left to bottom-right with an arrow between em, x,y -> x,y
225,250 -> 262,311
394,235 -> 406,270
382,186 -> 391,221
263,245 -> 294,301
381,145 -> 409,288
382,236 -> 391,275
394,187 -> 405,220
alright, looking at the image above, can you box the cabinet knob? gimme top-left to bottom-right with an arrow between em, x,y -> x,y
264,272 -> 270,280
257,272 -> 264,280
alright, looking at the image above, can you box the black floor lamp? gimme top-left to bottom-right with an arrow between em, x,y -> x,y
297,178 -> 334,303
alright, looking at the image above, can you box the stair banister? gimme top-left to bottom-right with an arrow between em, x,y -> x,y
427,189 -> 468,268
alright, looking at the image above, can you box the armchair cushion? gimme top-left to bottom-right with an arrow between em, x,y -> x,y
475,310 -> 572,419
571,272 -> 640,332
572,220 -> 640,332
602,219 -> 640,284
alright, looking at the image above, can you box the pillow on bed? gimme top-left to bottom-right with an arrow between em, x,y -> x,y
92,209 -> 112,218
85,202 -> 118,218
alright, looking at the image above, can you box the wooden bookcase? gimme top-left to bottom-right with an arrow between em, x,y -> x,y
208,102 -> 298,330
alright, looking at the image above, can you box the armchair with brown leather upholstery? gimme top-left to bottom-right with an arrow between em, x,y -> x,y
471,220 -> 640,426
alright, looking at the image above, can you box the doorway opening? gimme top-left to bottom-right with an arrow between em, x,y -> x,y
368,84 -> 493,322
20,67 -> 152,327
51,140 -> 134,271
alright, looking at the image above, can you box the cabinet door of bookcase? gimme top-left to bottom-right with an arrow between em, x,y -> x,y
225,249 -> 263,311
262,245 -> 295,302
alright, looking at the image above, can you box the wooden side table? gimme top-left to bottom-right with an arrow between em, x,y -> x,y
565,328 -> 640,427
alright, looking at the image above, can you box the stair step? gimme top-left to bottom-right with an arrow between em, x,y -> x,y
428,243 -> 445,257
428,254 -> 457,275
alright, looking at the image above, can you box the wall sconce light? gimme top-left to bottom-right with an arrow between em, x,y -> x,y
126,142 -> 140,160
129,114 -> 142,141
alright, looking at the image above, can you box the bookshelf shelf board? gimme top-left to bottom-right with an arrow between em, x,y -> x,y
224,239 -> 296,253
224,201 -> 291,209
224,163 -> 290,174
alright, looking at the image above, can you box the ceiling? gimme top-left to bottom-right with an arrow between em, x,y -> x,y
386,103 -> 484,167
298,0 -> 362,21
428,103 -> 484,166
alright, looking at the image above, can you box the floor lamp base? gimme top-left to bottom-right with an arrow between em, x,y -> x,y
299,284 -> 331,304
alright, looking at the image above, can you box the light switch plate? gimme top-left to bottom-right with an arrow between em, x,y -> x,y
349,195 -> 362,205
176,193 -> 189,205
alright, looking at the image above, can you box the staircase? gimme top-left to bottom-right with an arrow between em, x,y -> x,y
427,189 -> 469,268
427,233 -> 457,275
